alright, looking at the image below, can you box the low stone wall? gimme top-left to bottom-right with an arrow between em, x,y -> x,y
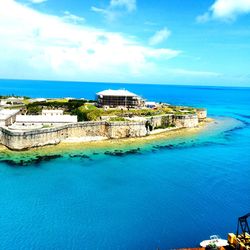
148,115 -> 175,129
0,113 -> 200,150
0,121 -> 146,150
174,114 -> 199,128
146,114 -> 198,129
107,122 -> 147,139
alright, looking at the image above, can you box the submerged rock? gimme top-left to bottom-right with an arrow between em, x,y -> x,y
0,154 -> 62,167
153,144 -> 175,150
69,154 -> 91,159
104,148 -> 141,157
104,150 -> 124,157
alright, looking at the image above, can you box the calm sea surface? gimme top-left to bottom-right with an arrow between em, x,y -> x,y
0,79 -> 250,249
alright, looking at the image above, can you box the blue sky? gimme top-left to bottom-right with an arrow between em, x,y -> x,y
1,0 -> 250,86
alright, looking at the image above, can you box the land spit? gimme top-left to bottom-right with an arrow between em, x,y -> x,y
0,118 -> 214,168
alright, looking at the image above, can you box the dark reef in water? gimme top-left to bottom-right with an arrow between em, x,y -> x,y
69,154 -> 90,159
234,113 -> 250,120
223,117 -> 250,139
104,148 -> 141,157
152,142 -> 190,151
151,140 -> 227,153
69,154 -> 92,160
0,154 -> 62,167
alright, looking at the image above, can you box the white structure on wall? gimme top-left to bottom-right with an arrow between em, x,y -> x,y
0,98 -> 24,107
145,102 -> 158,109
15,114 -> 77,126
0,109 -> 21,126
0,100 -> 7,106
42,110 -> 64,116
29,98 -> 47,103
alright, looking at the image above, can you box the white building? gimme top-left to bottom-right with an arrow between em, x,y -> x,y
0,98 -> 24,107
0,109 -> 21,126
6,97 -> 24,105
0,100 -> 7,106
15,114 -> 77,126
145,102 -> 158,109
29,98 -> 47,103
42,110 -> 64,116
96,89 -> 144,108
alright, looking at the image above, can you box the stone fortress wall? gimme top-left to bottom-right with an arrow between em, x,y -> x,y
0,121 -> 147,150
0,112 -> 205,151
149,114 -> 199,129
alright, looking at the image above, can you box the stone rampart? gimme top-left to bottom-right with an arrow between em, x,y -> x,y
146,114 -> 198,129
174,114 -> 199,128
0,114 -> 199,150
0,121 -> 146,150
148,115 -> 175,129
107,122 -> 147,139
196,109 -> 207,121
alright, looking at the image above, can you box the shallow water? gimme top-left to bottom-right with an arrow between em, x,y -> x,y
0,81 -> 250,249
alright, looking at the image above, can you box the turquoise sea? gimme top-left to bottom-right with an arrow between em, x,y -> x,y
0,79 -> 250,249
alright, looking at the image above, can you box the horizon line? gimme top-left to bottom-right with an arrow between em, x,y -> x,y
0,78 -> 250,89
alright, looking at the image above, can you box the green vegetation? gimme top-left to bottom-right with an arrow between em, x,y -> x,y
154,124 -> 176,130
109,117 -> 127,122
42,124 -> 52,129
169,105 -> 196,115
0,95 -> 30,99
33,102 -> 195,121
27,105 -> 42,115
71,104 -> 172,121
74,104 -> 101,121
17,96 -> 196,122
26,99 -> 87,115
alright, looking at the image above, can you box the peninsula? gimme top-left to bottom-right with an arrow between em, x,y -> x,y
0,89 -> 207,151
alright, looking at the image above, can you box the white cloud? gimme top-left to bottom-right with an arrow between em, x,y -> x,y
30,0 -> 47,4
110,0 -> 136,12
149,28 -> 171,46
196,13 -> 210,23
144,21 -> 157,26
197,0 -> 250,22
91,6 -> 117,22
0,0 -> 180,82
169,68 -> 221,77
92,0 -> 136,21
91,6 -> 106,14
63,11 -> 85,24
91,7 -> 117,22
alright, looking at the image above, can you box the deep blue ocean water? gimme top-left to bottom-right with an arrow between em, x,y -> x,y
0,79 -> 250,249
